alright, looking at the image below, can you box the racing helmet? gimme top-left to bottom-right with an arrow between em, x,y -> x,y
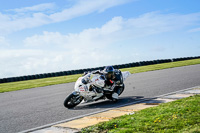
103,66 -> 115,80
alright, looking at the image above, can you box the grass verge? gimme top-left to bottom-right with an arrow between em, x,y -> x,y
0,58 -> 200,93
82,95 -> 200,133
0,74 -> 81,93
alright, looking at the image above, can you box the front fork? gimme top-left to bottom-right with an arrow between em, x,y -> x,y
72,91 -> 83,104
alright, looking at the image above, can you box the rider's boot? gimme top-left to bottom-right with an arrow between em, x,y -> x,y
112,92 -> 119,102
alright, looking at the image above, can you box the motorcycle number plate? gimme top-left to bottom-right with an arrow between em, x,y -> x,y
79,86 -> 88,92
79,86 -> 85,92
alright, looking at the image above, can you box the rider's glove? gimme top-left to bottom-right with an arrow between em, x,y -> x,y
92,70 -> 101,74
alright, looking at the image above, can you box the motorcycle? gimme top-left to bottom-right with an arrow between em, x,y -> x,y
63,70 -> 131,109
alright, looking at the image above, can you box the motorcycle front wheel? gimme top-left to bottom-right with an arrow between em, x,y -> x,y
63,93 -> 83,109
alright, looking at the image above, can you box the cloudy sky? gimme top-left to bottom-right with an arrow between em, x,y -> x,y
0,0 -> 200,78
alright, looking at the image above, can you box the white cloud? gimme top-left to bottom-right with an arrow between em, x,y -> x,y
49,0 -> 132,22
24,31 -> 66,47
24,11 -> 200,60
0,48 -> 117,78
0,0 -> 132,35
0,36 -> 9,47
7,3 -> 56,13
1,11 -> 200,78
188,27 -> 200,32
125,12 -> 200,36
0,49 -> 70,78
0,12 -> 51,35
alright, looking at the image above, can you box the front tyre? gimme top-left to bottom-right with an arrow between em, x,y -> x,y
64,93 -> 83,109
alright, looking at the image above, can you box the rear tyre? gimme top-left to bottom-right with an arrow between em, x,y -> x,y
64,93 -> 83,109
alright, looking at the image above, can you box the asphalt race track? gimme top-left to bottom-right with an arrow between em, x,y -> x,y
0,64 -> 200,133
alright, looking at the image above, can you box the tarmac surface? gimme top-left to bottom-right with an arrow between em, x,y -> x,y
36,88 -> 200,133
0,64 -> 200,133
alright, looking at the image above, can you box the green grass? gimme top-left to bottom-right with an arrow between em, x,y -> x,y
0,58 -> 200,93
82,95 -> 200,133
121,58 -> 200,74
0,74 -> 81,93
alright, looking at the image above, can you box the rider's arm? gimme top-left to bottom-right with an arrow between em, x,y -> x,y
92,70 -> 103,75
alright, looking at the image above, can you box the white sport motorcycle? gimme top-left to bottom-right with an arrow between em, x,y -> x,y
64,70 -> 131,109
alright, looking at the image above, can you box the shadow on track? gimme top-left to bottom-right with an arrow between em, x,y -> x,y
69,96 -> 145,110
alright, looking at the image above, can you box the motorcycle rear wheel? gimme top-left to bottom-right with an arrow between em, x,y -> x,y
64,93 -> 83,109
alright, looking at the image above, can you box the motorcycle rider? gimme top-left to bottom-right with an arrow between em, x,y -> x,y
84,66 -> 124,101
64,66 -> 130,108
102,66 -> 123,101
